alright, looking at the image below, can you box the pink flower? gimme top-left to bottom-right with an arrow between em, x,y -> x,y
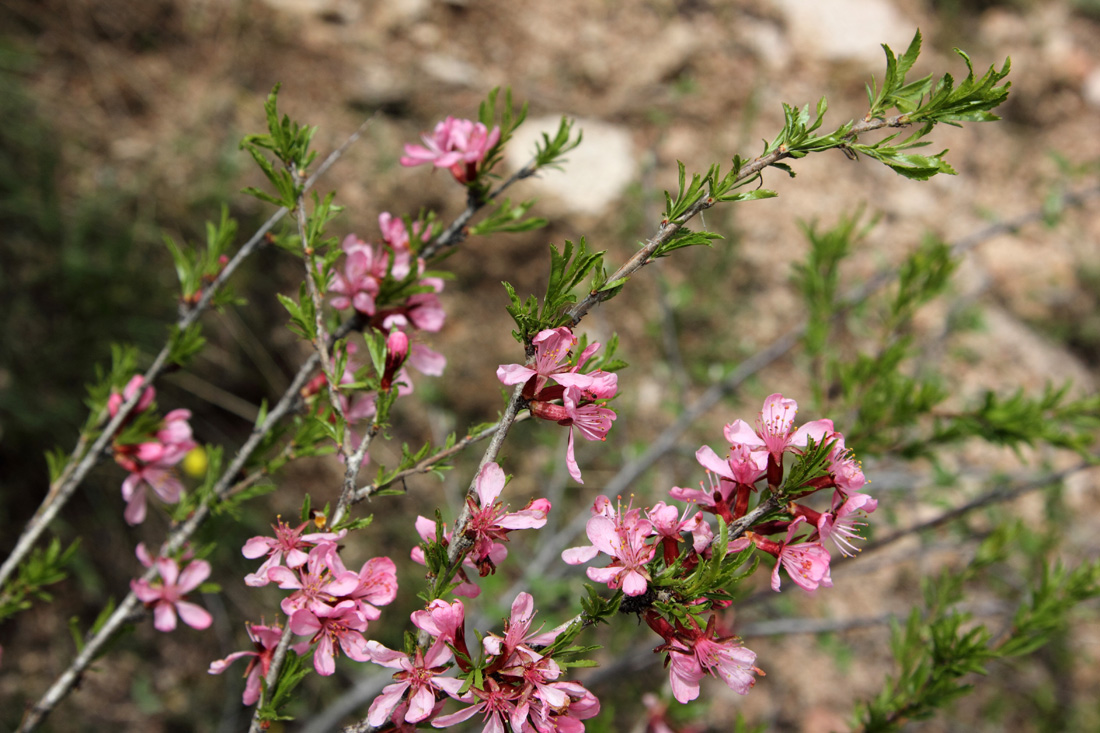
827,434 -> 867,493
366,638 -> 466,726
290,602 -> 372,676
531,385 -> 617,484
669,470 -> 737,519
817,492 -> 877,557
412,599 -> 466,648
114,408 -> 197,525
208,622 -> 283,705
647,501 -> 707,565
130,554 -> 212,632
329,235 -> 386,314
501,328 -> 619,483
664,618 -> 759,702
339,556 -> 400,623
749,394 -> 834,462
482,592 -> 568,662
267,542 -> 361,616
497,327 -> 581,397
400,116 -> 501,183
563,497 -> 655,596
464,462 -> 551,574
430,676 -> 517,732
119,464 -> 184,525
410,515 -> 499,598
694,441 -> 766,487
241,519 -> 345,587
667,644 -> 706,703
380,330 -> 410,392
108,375 -> 155,417
770,518 -> 833,592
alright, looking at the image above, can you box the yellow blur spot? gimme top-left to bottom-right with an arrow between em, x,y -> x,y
182,446 -> 208,478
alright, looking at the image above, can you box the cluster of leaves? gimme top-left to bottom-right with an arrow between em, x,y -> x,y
856,522 -> 1100,732
162,206 -> 241,307
757,30 -> 1011,181
240,84 -> 318,209
0,538 -> 79,622
790,211 -> 1100,463
504,237 -> 608,343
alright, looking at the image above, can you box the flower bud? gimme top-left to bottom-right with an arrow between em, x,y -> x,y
380,330 -> 409,392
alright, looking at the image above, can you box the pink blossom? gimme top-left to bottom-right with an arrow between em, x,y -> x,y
119,464 -> 184,525
647,501 -> 706,564
817,492 -> 877,557
694,441 -> 766,486
464,463 -> 551,573
290,602 -> 371,676
400,116 -> 501,183
338,556 -> 399,623
669,470 -> 737,519
430,676 -> 517,732
665,627 -> 758,702
108,375 -> 155,417
751,393 -> 834,462
411,599 -> 466,647
207,622 -> 283,705
482,592 -> 568,662
380,330 -> 410,392
241,519 -> 345,587
827,434 -> 867,493
410,515 -> 500,597
496,327 -> 579,396
564,497 -> 655,596
366,638 -> 466,726
329,235 -> 386,313
114,408 -> 197,525
130,555 -> 212,632
667,644 -> 706,703
769,518 -> 833,592
530,681 -> 600,732
531,385 -> 617,484
267,542 -> 361,616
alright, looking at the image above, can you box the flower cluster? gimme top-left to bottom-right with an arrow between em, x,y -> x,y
498,326 -> 619,483
413,462 -> 550,596
399,116 -> 501,184
366,592 -> 599,732
561,393 -> 872,703
211,519 -> 399,687
316,212 -> 447,452
109,376 -> 198,525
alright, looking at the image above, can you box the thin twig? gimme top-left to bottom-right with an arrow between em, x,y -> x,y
419,158 -> 541,261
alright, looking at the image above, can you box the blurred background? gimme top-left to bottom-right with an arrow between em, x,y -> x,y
1,0 -> 1099,731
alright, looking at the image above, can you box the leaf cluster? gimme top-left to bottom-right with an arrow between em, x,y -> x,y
504,237 -> 606,343
867,31 -> 1012,125
917,383 -> 1100,458
0,537 -> 80,621
660,160 -> 776,252
475,87 -> 528,186
855,525 -> 1100,732
256,650 -> 310,725
162,206 -> 240,306
533,116 -> 583,170
240,84 -> 318,208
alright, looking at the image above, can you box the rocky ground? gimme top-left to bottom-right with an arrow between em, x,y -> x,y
2,0 -> 1099,731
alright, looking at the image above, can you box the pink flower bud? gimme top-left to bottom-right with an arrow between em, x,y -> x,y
380,330 -> 409,391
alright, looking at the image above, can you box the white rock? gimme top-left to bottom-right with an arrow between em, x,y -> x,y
775,0 -> 914,65
1083,67 -> 1100,109
505,116 -> 636,217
